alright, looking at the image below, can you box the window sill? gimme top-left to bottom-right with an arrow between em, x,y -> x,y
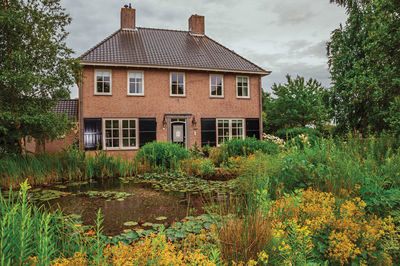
236,96 -> 251,99
127,94 -> 145,97
170,95 -> 186,98
94,93 -> 112,96
210,96 -> 224,99
103,147 -> 139,151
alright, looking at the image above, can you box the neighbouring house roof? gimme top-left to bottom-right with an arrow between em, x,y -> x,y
80,28 -> 270,75
54,99 -> 78,120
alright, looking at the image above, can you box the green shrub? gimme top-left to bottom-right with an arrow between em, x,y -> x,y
0,180 -> 103,264
135,142 -> 189,171
181,158 -> 215,178
275,128 -> 322,148
221,138 -> 279,158
275,127 -> 322,140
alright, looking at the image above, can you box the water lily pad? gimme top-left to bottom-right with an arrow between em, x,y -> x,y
142,222 -> 154,227
117,198 -> 124,201
123,229 -> 132,233
155,216 -> 167,221
123,221 -> 138,227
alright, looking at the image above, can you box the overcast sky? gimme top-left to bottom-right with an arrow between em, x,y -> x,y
60,0 -> 348,98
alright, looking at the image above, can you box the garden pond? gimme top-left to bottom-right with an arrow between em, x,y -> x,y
8,173 -> 237,238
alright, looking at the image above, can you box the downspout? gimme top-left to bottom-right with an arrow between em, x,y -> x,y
79,71 -> 84,151
259,76 -> 263,140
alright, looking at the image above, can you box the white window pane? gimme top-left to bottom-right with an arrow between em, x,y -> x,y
211,75 -> 216,85
104,82 -> 110,93
178,74 -> 183,84
105,120 -> 111,128
137,82 -> 142,93
171,74 -> 177,83
97,82 -> 103,93
103,71 -> 110,77
130,120 -> 136,128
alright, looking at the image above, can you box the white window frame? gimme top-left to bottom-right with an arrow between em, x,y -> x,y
103,118 -> 139,150
216,118 -> 245,146
209,74 -> 224,98
170,72 -> 186,97
236,76 -> 250,99
94,69 -> 112,95
127,71 -> 144,96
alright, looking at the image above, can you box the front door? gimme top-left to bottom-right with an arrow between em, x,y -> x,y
171,122 -> 186,146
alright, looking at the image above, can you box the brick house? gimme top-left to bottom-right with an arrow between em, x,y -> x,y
78,6 -> 270,158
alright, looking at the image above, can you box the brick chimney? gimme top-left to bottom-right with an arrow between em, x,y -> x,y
121,4 -> 135,30
188,14 -> 205,35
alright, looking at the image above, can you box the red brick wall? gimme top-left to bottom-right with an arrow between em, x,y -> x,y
25,128 -> 78,154
80,66 -> 262,158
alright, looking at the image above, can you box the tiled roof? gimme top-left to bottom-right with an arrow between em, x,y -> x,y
54,99 -> 78,120
80,28 -> 269,74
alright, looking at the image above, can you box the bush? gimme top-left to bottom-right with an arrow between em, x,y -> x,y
135,142 -> 189,171
276,127 -> 322,147
180,158 -> 215,178
275,127 -> 322,140
221,138 -> 279,159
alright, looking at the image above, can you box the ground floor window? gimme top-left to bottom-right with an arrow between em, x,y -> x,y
217,119 -> 244,145
104,118 -> 138,149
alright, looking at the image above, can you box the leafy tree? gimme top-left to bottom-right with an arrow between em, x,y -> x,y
327,0 -> 400,135
0,0 -> 78,154
263,75 -> 330,133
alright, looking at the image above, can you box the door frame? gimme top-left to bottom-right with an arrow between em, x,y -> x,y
165,114 -> 191,148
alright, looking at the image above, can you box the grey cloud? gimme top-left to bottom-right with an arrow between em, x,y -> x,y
60,0 -> 347,98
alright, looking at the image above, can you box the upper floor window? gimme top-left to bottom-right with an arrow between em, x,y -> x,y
216,119 -> 244,146
210,75 -> 224,97
128,71 -> 144,96
170,73 -> 185,96
95,70 -> 111,95
236,76 -> 249,98
104,118 -> 138,150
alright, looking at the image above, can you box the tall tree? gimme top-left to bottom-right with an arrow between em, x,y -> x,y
327,0 -> 400,134
0,0 -> 77,154
263,75 -> 330,133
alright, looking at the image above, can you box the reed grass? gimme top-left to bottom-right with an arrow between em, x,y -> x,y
0,149 -> 138,188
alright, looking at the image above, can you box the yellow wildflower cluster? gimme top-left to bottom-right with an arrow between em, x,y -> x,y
270,188 -> 396,265
52,232 -> 216,266
52,252 -> 88,265
273,219 -> 313,265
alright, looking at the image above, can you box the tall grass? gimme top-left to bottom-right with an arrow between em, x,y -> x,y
0,180 -> 107,265
135,141 -> 189,171
0,149 -> 137,187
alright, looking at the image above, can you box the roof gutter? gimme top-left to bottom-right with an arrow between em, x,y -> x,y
80,61 -> 272,76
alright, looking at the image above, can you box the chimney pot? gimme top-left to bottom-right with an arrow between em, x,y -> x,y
188,14 -> 205,35
121,6 -> 135,30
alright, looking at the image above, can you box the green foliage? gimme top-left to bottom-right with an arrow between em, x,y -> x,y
263,75 -> 330,133
275,127 -> 322,140
0,0 -> 79,154
0,180 -> 83,264
327,0 -> 400,135
189,142 -> 204,158
0,149 -> 137,187
272,137 -> 400,217
221,138 -> 279,158
135,142 -> 189,171
181,158 -> 215,178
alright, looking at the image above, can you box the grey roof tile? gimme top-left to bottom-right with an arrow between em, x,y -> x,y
54,99 -> 78,120
80,28 -> 269,74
